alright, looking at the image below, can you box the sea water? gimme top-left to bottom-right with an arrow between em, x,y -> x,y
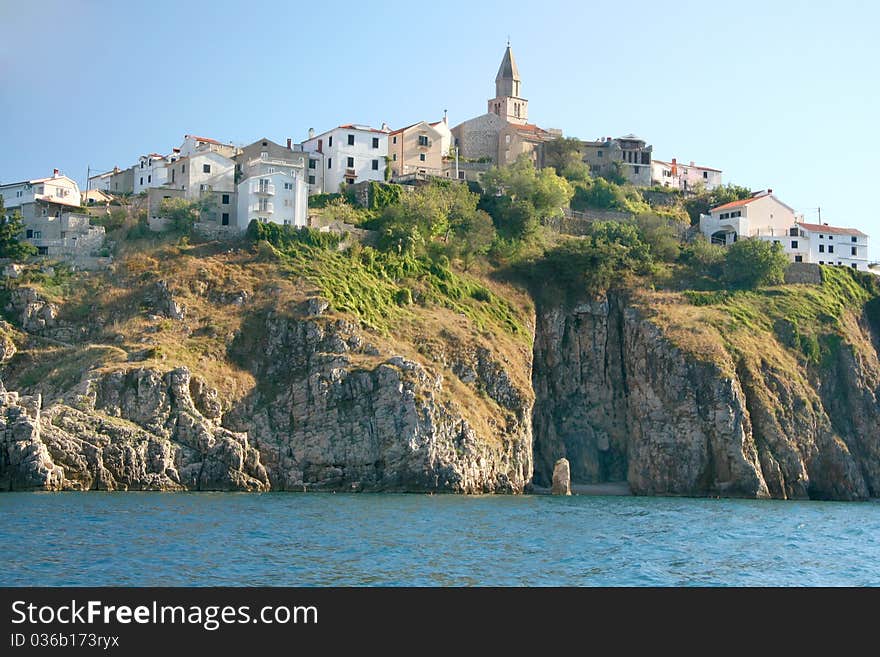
1,492 -> 878,586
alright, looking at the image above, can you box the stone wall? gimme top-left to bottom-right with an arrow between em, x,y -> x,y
784,262 -> 823,285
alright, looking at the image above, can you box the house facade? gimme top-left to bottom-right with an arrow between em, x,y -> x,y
388,119 -> 451,180
133,153 -> 176,193
0,171 -> 105,257
301,124 -> 390,193
234,138 -> 308,230
651,158 -> 722,191
579,135 -> 653,186
163,150 -> 235,199
699,190 -> 796,246
178,134 -> 237,159
88,166 -> 134,195
755,222 -> 870,270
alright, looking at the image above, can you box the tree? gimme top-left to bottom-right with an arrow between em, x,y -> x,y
0,195 -> 37,260
722,239 -> 788,289
542,138 -> 591,182
158,196 -> 215,234
480,155 -> 573,239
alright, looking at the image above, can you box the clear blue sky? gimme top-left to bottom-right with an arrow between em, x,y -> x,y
1,0 -> 877,260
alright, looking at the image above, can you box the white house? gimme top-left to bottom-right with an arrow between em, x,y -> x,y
163,150 -> 235,199
699,190 -> 797,246
755,222 -> 870,271
652,158 -> 723,191
235,138 -> 308,230
133,153 -> 176,193
301,124 -> 390,193
0,170 -> 81,211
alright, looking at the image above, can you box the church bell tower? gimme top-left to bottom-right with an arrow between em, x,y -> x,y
487,42 -> 528,125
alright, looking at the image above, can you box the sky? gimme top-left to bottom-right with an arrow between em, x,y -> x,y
1,0 -> 878,260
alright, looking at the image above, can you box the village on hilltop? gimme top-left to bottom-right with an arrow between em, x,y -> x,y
0,44 -> 873,273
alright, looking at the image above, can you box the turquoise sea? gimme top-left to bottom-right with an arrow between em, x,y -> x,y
1,492 -> 878,586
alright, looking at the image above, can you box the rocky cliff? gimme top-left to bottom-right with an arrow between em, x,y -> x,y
0,277 -> 533,493
531,285 -> 880,500
2,246 -> 878,500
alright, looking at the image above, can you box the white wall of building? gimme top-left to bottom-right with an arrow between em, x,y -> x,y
700,193 -> 796,245
133,155 -> 173,193
237,170 -> 308,230
1,174 -> 81,210
302,125 -> 388,193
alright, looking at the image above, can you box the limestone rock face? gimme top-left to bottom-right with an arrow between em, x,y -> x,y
531,293 -> 880,500
0,309 -> 533,493
551,458 -> 570,495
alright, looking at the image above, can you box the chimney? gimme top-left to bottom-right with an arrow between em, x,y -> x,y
671,158 -> 677,165
768,188 -> 772,194
443,109 -> 448,124
287,138 -> 292,149
689,161 -> 695,166
308,128 -> 315,139
53,168 -> 60,177
381,122 -> 390,132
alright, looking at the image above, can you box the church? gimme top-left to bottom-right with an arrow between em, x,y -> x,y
451,44 -> 560,167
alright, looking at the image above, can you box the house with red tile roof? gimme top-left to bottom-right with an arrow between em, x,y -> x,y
651,158 -> 722,191
699,189 -> 871,270
387,118 -> 452,180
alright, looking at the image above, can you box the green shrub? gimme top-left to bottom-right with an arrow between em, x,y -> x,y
394,288 -> 413,306
722,239 -> 788,289
246,220 -> 343,250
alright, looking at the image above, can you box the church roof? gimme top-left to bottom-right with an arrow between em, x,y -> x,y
495,45 -> 520,82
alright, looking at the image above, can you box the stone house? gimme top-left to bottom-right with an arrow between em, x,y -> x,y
388,118 -> 453,180
579,135 -> 653,186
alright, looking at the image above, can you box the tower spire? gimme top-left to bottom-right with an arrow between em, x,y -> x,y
488,42 -> 528,124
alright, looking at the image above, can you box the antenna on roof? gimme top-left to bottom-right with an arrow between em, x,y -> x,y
507,35 -> 510,47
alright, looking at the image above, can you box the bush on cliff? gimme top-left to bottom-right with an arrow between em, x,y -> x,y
722,239 -> 788,289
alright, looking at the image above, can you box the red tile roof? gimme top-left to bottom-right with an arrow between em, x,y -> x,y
653,159 -> 722,173
797,222 -> 868,237
185,134 -> 224,145
711,196 -> 765,212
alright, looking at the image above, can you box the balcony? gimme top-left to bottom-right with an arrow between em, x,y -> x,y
345,168 -> 357,178
251,203 -> 274,214
247,156 -> 300,169
252,183 -> 275,195
416,139 -> 432,149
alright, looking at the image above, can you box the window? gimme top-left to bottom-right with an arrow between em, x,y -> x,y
34,231 -> 41,239
328,158 -> 332,169
703,171 -> 708,179
791,240 -> 799,249
789,227 -> 799,237
392,154 -> 397,161
258,198 -> 268,212
458,171 -> 465,180
634,166 -> 640,174
172,169 -> 176,183
260,152 -> 268,160
284,199 -> 291,207
852,236 -> 858,243
838,261 -> 842,265
852,263 -> 858,269
268,167 -> 275,174
773,240 -> 780,245
37,246 -> 48,255
347,134 -> 355,146
372,137 -> 379,148
148,175 -> 151,183
221,213 -> 230,225
26,229 -> 33,238
795,255 -> 803,262
284,220 -> 291,226
222,194 -> 230,204
852,246 -> 857,256
284,182 -> 293,190
819,234 -> 824,239
203,164 -> 211,173
819,261 -> 825,265
372,159 -> 379,170
308,175 -> 315,185
419,153 -> 426,162
819,244 -> 825,253
140,177 -> 144,185
828,245 -> 834,253
392,136 -> 397,144
345,178 -> 355,185
347,157 -> 354,168
182,164 -> 185,173
328,136 -> 333,147
308,159 -> 316,169
418,135 -> 429,147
